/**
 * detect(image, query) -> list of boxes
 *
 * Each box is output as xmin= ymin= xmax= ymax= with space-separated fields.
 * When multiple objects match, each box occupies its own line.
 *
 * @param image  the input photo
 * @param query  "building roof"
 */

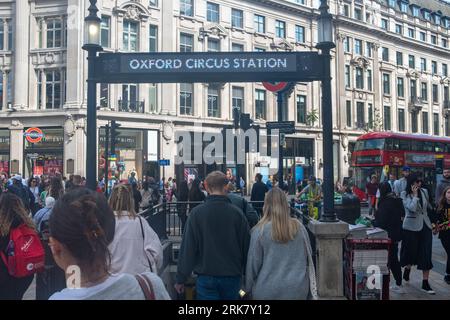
xmin=408 ymin=0 xmax=450 ymax=17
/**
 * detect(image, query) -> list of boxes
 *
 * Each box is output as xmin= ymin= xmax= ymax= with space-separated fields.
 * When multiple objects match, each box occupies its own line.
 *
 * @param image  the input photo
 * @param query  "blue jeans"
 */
xmin=196 ymin=275 xmax=241 ymax=300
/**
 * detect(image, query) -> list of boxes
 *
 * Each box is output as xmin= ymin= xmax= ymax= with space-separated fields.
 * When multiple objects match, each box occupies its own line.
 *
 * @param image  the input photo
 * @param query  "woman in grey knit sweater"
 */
xmin=244 ymin=187 xmax=316 ymax=300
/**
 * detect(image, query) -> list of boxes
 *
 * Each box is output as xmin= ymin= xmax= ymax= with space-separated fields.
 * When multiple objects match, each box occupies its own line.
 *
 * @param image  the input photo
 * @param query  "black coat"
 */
xmin=250 ymin=181 xmax=269 ymax=203
xmin=375 ymin=194 xmax=405 ymax=242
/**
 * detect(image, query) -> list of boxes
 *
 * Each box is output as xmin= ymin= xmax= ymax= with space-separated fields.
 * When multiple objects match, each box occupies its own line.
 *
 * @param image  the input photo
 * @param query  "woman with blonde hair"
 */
xmin=108 ymin=184 xmax=163 ymax=275
xmin=244 ymin=187 xmax=317 ymax=300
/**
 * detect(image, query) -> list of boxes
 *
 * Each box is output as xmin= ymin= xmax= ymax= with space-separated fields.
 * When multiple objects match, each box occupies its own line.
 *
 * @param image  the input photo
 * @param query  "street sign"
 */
xmin=95 ymin=52 xmax=324 ymax=84
xmin=27 ymin=153 xmax=39 ymax=160
xmin=262 ymin=82 xmax=289 ymax=92
xmin=266 ymin=121 xmax=296 ymax=134
xmin=24 ymin=127 xmax=44 ymax=143
xmin=158 ymin=159 xmax=170 ymax=166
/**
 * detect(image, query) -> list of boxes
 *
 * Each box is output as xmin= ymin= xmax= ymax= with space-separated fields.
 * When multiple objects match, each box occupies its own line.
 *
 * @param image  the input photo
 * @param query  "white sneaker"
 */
xmin=390 ymin=285 xmax=405 ymax=294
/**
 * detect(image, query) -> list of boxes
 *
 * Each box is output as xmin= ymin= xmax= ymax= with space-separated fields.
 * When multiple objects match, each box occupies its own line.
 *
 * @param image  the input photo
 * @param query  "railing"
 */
xmin=118 ymin=99 xmax=145 ymax=113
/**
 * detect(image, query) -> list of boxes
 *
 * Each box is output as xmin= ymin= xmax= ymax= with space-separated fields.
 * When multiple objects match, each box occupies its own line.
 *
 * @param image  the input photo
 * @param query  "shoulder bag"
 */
xmin=138 ymin=216 xmax=154 ymax=273
xmin=135 ymin=273 xmax=156 ymax=300
xmin=299 ymin=223 xmax=318 ymax=300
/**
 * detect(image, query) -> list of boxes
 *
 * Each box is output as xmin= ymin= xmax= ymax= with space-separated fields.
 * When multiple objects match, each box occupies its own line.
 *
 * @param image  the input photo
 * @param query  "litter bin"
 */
xmin=335 ymin=192 xmax=361 ymax=224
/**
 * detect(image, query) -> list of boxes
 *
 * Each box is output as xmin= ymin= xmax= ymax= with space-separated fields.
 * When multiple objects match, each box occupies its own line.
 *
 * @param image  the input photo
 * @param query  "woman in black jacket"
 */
xmin=436 ymin=186 xmax=450 ymax=285
xmin=375 ymin=181 xmax=405 ymax=291
xmin=177 ymin=180 xmax=189 ymax=234
xmin=0 ymin=193 xmax=36 ymax=300
xmin=188 ymin=178 xmax=206 ymax=213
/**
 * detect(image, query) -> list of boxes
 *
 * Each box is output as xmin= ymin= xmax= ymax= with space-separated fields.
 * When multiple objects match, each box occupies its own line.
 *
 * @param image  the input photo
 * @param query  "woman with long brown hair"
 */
xmin=244 ymin=187 xmax=317 ymax=300
xmin=108 ymin=184 xmax=162 ymax=275
xmin=435 ymin=186 xmax=450 ymax=284
xmin=0 ymin=193 xmax=36 ymax=299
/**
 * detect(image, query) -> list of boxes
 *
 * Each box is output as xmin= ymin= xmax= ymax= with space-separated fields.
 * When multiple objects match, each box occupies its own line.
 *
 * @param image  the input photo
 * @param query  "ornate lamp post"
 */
xmin=316 ymin=0 xmax=338 ymax=222
xmin=82 ymin=0 xmax=103 ymax=190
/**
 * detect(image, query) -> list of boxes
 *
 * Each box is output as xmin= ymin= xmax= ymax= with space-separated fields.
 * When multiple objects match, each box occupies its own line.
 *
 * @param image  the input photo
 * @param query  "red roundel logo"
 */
xmin=24 ymin=128 xmax=44 ymax=144
xmin=262 ymin=82 xmax=289 ymax=92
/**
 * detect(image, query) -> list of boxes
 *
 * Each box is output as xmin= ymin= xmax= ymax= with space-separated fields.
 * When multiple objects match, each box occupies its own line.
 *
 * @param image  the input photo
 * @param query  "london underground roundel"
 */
xmin=262 ymin=82 xmax=289 ymax=93
xmin=24 ymin=127 xmax=44 ymax=144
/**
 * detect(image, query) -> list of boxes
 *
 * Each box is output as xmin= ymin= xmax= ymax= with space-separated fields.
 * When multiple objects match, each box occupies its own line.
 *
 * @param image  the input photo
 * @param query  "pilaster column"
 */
xmin=372 ymin=43 xmax=381 ymax=130
xmin=13 ymin=0 xmax=30 ymax=109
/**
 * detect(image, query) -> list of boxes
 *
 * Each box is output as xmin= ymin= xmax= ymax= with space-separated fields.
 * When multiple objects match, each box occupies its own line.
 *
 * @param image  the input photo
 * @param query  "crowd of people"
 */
xmin=363 ymin=166 xmax=450 ymax=295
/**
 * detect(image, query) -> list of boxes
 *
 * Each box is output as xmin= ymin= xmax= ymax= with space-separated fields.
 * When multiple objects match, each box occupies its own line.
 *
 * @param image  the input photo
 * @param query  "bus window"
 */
xmin=399 ymin=139 xmax=411 ymax=151
xmin=411 ymin=141 xmax=424 ymax=151
xmin=435 ymin=143 xmax=444 ymax=152
xmin=392 ymin=139 xmax=400 ymax=150
xmin=385 ymin=138 xmax=394 ymax=151
xmin=365 ymin=139 xmax=385 ymax=150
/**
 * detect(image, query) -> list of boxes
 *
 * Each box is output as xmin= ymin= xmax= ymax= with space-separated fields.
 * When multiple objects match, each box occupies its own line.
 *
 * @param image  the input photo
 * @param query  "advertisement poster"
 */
xmin=355 ymin=271 xmax=381 ymax=300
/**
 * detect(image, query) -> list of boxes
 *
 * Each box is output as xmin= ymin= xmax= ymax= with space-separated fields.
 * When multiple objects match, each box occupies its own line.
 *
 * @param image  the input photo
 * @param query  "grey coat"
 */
xmin=244 ymin=221 xmax=310 ymax=300
xmin=401 ymin=189 xmax=432 ymax=232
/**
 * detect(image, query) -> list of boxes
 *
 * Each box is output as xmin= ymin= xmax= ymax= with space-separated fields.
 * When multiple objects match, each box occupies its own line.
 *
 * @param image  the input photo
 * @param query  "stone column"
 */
xmin=9 ymin=121 xmax=25 ymax=175
xmin=13 ymin=0 xmax=30 ymax=109
xmin=65 ymin=0 xmax=85 ymax=109
xmin=307 ymin=220 xmax=349 ymax=298
xmin=372 ymin=43 xmax=381 ymax=130
xmin=161 ymin=0 xmax=176 ymax=115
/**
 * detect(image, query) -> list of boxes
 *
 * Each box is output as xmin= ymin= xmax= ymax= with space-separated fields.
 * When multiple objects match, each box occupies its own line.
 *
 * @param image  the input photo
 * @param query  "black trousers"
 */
xmin=400 ymin=226 xmax=433 ymax=271
xmin=440 ymin=232 xmax=450 ymax=275
xmin=0 ymin=274 xmax=34 ymax=300
xmin=389 ymin=241 xmax=402 ymax=286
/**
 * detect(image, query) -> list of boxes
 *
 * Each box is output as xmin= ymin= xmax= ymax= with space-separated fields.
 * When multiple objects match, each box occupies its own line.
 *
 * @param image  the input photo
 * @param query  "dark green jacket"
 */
xmin=227 ymin=193 xmax=260 ymax=228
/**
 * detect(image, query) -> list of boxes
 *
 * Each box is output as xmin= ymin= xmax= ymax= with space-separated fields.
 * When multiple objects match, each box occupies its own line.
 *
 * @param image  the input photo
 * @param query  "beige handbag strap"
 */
xmin=300 ymin=223 xmax=318 ymax=300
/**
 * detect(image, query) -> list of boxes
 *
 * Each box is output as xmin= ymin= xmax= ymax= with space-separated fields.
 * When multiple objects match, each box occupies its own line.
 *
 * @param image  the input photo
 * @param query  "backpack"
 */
xmin=0 ymin=224 xmax=45 ymax=278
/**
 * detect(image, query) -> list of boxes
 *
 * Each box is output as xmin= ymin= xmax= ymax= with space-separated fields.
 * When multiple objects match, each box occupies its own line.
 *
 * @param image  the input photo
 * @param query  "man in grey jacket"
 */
xmin=394 ymin=166 xmax=410 ymax=197
xmin=436 ymin=169 xmax=450 ymax=206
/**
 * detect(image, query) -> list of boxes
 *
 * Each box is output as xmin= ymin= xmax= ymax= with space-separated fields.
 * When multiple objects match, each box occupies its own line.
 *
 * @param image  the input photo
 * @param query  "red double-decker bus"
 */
xmin=351 ymin=132 xmax=450 ymax=202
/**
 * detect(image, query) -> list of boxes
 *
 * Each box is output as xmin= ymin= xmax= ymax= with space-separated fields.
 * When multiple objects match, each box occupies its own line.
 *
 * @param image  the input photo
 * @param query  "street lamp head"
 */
xmin=316 ymin=0 xmax=335 ymax=51
xmin=83 ymin=0 xmax=102 ymax=51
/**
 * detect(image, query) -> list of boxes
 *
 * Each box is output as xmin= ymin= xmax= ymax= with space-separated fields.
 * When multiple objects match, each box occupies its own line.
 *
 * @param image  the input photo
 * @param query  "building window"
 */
xmin=100 ymin=84 xmax=109 ymax=108
xmin=443 ymin=63 xmax=448 ymax=77
xmin=383 ymin=73 xmax=391 ymax=95
xmin=207 ymin=2 xmax=220 ymax=23
xmin=149 ymin=0 xmax=158 ymax=7
xmin=100 ymin=16 xmax=110 ymax=48
xmin=346 ymin=101 xmax=352 ymax=127
xmin=149 ymin=25 xmax=158 ymax=52
xmin=254 ymin=47 xmax=265 ymax=52
xmin=397 ymin=77 xmax=404 ymax=98
xmin=354 ymin=8 xmax=362 ymax=21
xmin=421 ymin=82 xmax=428 ymax=101
xmin=180 ymin=33 xmax=193 ymax=52
xmin=365 ymin=42 xmax=372 ymax=58
xmin=295 ymin=25 xmax=305 ymax=43
xmin=343 ymin=4 xmax=349 ymax=17
xmin=367 ymin=70 xmax=372 ymax=91
xmin=345 ymin=65 xmax=351 ymax=88
xmin=431 ymin=35 xmax=437 ymax=45
xmin=445 ymin=86 xmax=450 ymax=102
xmin=275 ymin=20 xmax=286 ymax=38
xmin=0 ymin=71 xmax=12 ymax=110
xmin=121 ymin=84 xmax=138 ymax=112
xmin=420 ymin=58 xmax=427 ymax=72
xmin=396 ymin=52 xmax=403 ymax=66
xmin=344 ymin=37 xmax=350 ymax=53
xmin=44 ymin=70 xmax=63 ymax=109
xmin=207 ymin=39 xmax=220 ymax=52
xmin=442 ymin=38 xmax=448 ymax=48
xmin=400 ymin=2 xmax=408 ymax=13
xmin=354 ymin=39 xmax=362 ymax=55
xmin=355 ymin=67 xmax=364 ymax=89
xmin=0 ymin=21 xmax=4 ymax=50
xmin=296 ymin=95 xmax=306 ymax=124
xmin=395 ymin=24 xmax=403 ymax=34
xmin=149 ymin=85 xmax=157 ymax=113
xmin=409 ymin=55 xmax=415 ymax=69
xmin=412 ymin=7 xmax=420 ymax=17
xmin=446 ymin=119 xmax=450 ymax=137
xmin=432 ymin=61 xmax=437 ymax=75
xmin=381 ymin=19 xmax=388 ymax=30
xmin=180 ymin=83 xmax=193 ymax=115
xmin=231 ymin=43 xmax=244 ymax=52
xmin=398 ymin=109 xmax=405 ymax=132
xmin=47 ymin=19 xmax=63 ymax=48
xmin=410 ymin=79 xmax=417 ymax=98
xmin=232 ymin=87 xmax=244 ymax=112
xmin=207 ymin=86 xmax=220 ymax=117
xmin=255 ymin=89 xmax=266 ymax=120
xmin=231 ymin=9 xmax=243 ymax=29
xmin=411 ymin=112 xmax=418 ymax=133
xmin=384 ymin=106 xmax=391 ymax=131
xmin=123 ymin=20 xmax=138 ymax=51
xmin=432 ymin=84 xmax=439 ymax=103
xmin=422 ymin=112 xmax=429 ymax=134
xmin=254 ymin=15 xmax=265 ymax=33
xmin=180 ymin=0 xmax=194 ymax=16
xmin=420 ymin=31 xmax=426 ymax=42
xmin=382 ymin=47 xmax=389 ymax=62
xmin=368 ymin=103 xmax=373 ymax=129
xmin=356 ymin=102 xmax=364 ymax=128
xmin=408 ymin=28 xmax=415 ymax=38
xmin=433 ymin=113 xmax=439 ymax=135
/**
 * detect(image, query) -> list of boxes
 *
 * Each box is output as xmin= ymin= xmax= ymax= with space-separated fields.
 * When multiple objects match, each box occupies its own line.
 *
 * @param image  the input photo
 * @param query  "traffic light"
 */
xmin=110 ymin=120 xmax=121 ymax=155
xmin=232 ymin=107 xmax=240 ymax=129
xmin=240 ymin=113 xmax=253 ymax=131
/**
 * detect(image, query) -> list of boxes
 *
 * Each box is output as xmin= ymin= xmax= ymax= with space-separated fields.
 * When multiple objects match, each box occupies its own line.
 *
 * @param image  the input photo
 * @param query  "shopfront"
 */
xmin=0 ymin=130 xmax=10 ymax=175
xmin=284 ymin=137 xmax=315 ymax=187
xmin=24 ymin=127 xmax=64 ymax=178
xmin=99 ymin=128 xmax=157 ymax=181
